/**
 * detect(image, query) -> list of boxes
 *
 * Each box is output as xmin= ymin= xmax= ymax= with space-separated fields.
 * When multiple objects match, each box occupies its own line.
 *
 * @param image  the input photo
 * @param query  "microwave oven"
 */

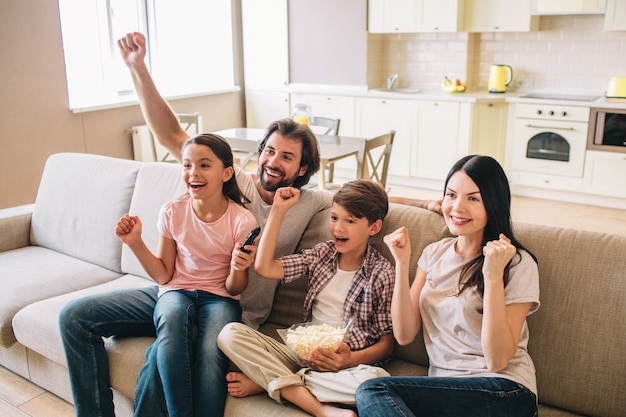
xmin=587 ymin=107 xmax=626 ymax=154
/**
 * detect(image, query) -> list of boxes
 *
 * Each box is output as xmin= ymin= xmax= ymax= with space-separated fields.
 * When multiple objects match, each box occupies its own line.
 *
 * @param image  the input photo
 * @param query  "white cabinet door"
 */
xmin=245 ymin=90 xmax=290 ymax=129
xmin=584 ymin=151 xmax=626 ymax=197
xmin=604 ymin=0 xmax=626 ymax=30
xmin=469 ymin=102 xmax=508 ymax=164
xmin=368 ymin=0 xmax=418 ymax=33
xmin=464 ymin=0 xmax=538 ymax=32
xmin=290 ymin=94 xmax=356 ymax=136
xmin=356 ymin=98 xmax=417 ymax=177
xmin=413 ymin=101 xmax=462 ymax=180
xmin=418 ymin=0 xmax=464 ymax=32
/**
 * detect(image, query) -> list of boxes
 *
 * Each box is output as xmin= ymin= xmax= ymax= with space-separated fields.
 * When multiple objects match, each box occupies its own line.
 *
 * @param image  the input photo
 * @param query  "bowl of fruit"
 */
xmin=442 ymin=76 xmax=467 ymax=93
xmin=276 ymin=320 xmax=353 ymax=365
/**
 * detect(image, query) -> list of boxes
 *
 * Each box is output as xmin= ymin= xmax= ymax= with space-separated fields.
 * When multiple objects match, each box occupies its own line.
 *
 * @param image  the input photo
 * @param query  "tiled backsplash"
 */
xmin=370 ymin=15 xmax=626 ymax=94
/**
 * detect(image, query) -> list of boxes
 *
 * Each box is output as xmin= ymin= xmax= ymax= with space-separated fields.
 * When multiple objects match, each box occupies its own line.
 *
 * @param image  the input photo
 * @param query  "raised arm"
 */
xmin=118 ymin=32 xmax=189 ymax=162
xmin=254 ymin=187 xmax=301 ymax=279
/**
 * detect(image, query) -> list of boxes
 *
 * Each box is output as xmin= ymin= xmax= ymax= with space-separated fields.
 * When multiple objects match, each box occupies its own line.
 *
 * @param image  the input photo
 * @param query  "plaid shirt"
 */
xmin=280 ymin=241 xmax=394 ymax=351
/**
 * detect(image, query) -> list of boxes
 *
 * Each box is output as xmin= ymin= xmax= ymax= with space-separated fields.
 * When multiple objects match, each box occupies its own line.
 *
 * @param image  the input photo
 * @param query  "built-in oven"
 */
xmin=587 ymin=107 xmax=626 ymax=154
xmin=510 ymin=103 xmax=590 ymax=178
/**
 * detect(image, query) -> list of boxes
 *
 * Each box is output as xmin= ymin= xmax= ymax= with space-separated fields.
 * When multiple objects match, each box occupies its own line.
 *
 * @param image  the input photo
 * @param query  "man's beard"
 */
xmin=258 ymin=164 xmax=299 ymax=192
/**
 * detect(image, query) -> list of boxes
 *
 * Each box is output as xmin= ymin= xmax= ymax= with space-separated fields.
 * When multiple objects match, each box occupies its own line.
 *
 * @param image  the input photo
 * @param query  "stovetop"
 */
xmin=519 ymin=92 xmax=600 ymax=101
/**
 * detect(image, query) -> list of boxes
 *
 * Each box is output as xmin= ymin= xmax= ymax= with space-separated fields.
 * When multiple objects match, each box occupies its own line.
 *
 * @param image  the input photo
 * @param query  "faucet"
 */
xmin=387 ymin=74 xmax=398 ymax=89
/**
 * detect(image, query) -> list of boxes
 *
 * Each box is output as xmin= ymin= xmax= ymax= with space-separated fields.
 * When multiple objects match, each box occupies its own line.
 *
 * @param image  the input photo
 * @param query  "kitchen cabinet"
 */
xmin=468 ymin=102 xmax=508 ymax=163
xmin=464 ymin=0 xmax=539 ymax=32
xmin=356 ymin=97 xmax=418 ymax=177
xmin=368 ymin=0 xmax=464 ymax=33
xmin=604 ymin=0 xmax=626 ymax=30
xmin=242 ymin=0 xmax=290 ymax=127
xmin=290 ymin=94 xmax=356 ymax=136
xmin=413 ymin=101 xmax=467 ymax=181
xmin=584 ymin=151 xmax=626 ymax=197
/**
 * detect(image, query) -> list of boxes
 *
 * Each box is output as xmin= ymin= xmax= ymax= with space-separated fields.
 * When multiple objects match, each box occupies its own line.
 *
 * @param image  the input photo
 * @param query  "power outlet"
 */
xmin=516 ymin=79 xmax=534 ymax=89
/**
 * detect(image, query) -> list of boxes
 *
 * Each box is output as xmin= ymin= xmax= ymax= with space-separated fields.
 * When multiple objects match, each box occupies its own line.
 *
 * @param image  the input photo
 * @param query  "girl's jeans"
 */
xmin=356 ymin=376 xmax=538 ymax=417
xmin=144 ymin=289 xmax=241 ymax=417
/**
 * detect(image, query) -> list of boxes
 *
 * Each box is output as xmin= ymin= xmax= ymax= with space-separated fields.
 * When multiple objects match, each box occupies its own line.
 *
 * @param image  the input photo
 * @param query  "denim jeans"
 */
xmin=137 ymin=289 xmax=241 ymax=417
xmin=355 ymin=376 xmax=538 ymax=417
xmin=59 ymin=286 xmax=165 ymax=417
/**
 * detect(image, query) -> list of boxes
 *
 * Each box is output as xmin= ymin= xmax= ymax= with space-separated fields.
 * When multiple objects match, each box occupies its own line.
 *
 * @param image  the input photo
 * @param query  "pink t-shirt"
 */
xmin=157 ymin=194 xmax=257 ymax=299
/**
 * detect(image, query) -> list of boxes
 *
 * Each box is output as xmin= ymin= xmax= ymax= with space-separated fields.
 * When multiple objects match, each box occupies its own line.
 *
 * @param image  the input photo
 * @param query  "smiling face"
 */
xmin=442 ymin=170 xmax=488 ymax=241
xmin=257 ymin=132 xmax=307 ymax=192
xmin=182 ymin=143 xmax=233 ymax=200
xmin=329 ymin=203 xmax=381 ymax=257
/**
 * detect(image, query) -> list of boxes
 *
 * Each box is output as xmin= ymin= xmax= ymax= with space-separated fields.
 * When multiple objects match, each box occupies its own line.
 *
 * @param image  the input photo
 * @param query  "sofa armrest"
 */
xmin=0 ymin=204 xmax=34 ymax=252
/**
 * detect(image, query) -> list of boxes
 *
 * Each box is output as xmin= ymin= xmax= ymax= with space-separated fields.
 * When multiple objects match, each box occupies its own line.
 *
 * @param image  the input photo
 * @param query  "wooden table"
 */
xmin=214 ymin=128 xmax=364 ymax=189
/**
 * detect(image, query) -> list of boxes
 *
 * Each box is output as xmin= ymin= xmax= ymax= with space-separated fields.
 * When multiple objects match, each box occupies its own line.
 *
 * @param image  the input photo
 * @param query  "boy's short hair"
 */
xmin=333 ymin=180 xmax=388 ymax=224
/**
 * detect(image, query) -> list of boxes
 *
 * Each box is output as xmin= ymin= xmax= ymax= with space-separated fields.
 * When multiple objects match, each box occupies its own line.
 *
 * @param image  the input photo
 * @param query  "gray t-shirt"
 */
xmin=418 ymin=237 xmax=540 ymax=396
xmin=235 ymin=168 xmax=333 ymax=329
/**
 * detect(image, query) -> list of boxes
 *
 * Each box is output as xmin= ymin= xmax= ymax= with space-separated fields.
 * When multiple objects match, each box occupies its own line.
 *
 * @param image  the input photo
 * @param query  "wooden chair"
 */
xmin=227 ymin=137 xmax=259 ymax=171
xmin=309 ymin=116 xmax=341 ymax=182
xmin=356 ymin=131 xmax=395 ymax=189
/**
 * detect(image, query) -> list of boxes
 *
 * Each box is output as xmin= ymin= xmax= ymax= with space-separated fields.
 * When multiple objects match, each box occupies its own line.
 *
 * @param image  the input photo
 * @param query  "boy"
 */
xmin=217 ymin=180 xmax=395 ymax=417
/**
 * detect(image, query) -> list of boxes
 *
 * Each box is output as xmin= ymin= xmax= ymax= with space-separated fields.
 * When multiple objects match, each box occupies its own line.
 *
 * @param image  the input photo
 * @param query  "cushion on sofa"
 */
xmin=13 ymin=275 xmax=154 ymax=366
xmin=517 ymin=223 xmax=626 ymax=417
xmin=30 ymin=153 xmax=142 ymax=272
xmin=0 ymin=246 xmax=122 ymax=348
xmin=121 ymin=161 xmax=186 ymax=279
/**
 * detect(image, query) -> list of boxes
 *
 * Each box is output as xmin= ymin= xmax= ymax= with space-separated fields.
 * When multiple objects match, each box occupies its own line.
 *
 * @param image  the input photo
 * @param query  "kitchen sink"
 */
xmin=370 ymin=87 xmax=421 ymax=94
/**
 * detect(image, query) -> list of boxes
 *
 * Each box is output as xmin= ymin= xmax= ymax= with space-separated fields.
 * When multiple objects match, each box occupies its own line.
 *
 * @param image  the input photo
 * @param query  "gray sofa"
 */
xmin=0 ymin=152 xmax=624 ymax=417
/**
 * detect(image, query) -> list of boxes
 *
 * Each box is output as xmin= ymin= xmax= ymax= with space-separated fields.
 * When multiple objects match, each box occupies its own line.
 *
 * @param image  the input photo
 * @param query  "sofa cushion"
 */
xmin=0 ymin=246 xmax=122 ymax=348
xmin=12 ymin=274 xmax=154 ymax=366
xmin=30 ymin=153 xmax=142 ymax=272
xmin=517 ymin=223 xmax=626 ymax=417
xmin=121 ymin=162 xmax=186 ymax=279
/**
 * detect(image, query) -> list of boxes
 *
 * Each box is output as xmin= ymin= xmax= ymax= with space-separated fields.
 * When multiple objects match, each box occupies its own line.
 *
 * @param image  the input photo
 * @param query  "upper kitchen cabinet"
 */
xmin=242 ymin=0 xmax=290 ymax=127
xmin=368 ymin=0 xmax=418 ymax=33
xmin=604 ymin=0 xmax=626 ymax=30
xmin=368 ymin=0 xmax=464 ymax=33
xmin=464 ymin=0 xmax=539 ymax=32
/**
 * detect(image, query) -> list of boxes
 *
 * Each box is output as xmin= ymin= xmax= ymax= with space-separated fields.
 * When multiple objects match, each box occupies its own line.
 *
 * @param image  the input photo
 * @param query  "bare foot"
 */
xmin=225 ymin=372 xmax=265 ymax=398
xmin=317 ymin=404 xmax=357 ymax=417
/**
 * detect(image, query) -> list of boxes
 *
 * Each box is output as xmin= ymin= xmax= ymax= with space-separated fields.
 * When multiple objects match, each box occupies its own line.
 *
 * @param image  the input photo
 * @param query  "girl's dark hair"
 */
xmin=258 ymin=119 xmax=320 ymax=189
xmin=182 ymin=134 xmax=250 ymax=206
xmin=444 ymin=155 xmax=537 ymax=296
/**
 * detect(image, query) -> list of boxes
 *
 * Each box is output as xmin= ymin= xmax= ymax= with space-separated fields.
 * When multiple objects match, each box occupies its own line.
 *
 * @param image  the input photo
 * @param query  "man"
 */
xmin=60 ymin=31 xmax=437 ymax=417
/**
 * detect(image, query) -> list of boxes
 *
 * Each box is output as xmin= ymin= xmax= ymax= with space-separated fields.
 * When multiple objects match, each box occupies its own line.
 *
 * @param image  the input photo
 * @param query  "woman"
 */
xmin=356 ymin=155 xmax=540 ymax=417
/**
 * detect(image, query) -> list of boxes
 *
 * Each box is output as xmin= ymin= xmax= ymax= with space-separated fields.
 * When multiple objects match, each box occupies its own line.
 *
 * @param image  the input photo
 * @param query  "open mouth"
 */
xmin=189 ymin=182 xmax=206 ymax=191
xmin=449 ymin=215 xmax=471 ymax=225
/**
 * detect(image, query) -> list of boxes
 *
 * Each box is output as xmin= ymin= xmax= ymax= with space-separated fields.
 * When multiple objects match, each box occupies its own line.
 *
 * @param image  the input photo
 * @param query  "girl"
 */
xmin=115 ymin=134 xmax=257 ymax=417
xmin=356 ymin=155 xmax=540 ymax=417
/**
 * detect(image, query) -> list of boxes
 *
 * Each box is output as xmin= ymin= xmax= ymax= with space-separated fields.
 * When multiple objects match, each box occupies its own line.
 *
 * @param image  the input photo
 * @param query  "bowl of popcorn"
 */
xmin=276 ymin=320 xmax=352 ymax=364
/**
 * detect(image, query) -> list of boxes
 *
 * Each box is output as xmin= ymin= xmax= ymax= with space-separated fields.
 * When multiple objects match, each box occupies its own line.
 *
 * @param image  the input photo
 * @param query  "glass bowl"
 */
xmin=276 ymin=320 xmax=352 ymax=364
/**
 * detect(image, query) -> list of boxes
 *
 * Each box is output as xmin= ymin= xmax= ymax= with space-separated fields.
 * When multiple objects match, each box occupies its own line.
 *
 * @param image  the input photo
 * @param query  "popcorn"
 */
xmin=280 ymin=322 xmax=347 ymax=361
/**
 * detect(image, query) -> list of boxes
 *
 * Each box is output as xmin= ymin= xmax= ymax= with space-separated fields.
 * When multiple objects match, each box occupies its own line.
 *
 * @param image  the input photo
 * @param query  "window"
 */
xmin=58 ymin=0 xmax=235 ymax=112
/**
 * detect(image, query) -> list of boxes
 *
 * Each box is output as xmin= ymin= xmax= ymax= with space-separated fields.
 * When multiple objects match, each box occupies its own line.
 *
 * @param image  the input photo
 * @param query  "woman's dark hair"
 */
xmin=444 ymin=155 xmax=537 ymax=296
xmin=182 ymin=134 xmax=250 ymax=206
xmin=258 ymin=119 xmax=320 ymax=189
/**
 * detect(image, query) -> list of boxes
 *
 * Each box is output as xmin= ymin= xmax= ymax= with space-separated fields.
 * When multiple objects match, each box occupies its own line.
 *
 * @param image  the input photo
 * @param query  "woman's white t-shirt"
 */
xmin=418 ymin=237 xmax=540 ymax=396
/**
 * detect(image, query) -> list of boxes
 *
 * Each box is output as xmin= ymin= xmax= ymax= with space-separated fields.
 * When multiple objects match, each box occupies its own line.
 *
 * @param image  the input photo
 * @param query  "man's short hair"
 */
xmin=333 ymin=180 xmax=388 ymax=224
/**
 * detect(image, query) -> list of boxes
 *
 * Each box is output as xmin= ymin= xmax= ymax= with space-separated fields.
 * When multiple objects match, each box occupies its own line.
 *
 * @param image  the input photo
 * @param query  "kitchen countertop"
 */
xmin=288 ymin=83 xmax=626 ymax=109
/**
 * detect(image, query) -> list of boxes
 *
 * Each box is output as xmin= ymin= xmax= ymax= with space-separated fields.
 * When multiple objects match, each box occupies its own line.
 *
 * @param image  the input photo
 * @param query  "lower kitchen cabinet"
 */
xmin=584 ymin=151 xmax=626 ymax=197
xmin=356 ymin=97 xmax=418 ymax=177
xmin=245 ymin=89 xmax=290 ymax=129
xmin=469 ymin=102 xmax=508 ymax=163
xmin=413 ymin=100 xmax=466 ymax=180
xmin=290 ymin=93 xmax=356 ymax=136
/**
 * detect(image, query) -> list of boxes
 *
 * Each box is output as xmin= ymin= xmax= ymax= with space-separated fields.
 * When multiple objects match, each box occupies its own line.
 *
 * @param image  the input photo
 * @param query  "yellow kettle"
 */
xmin=488 ymin=64 xmax=513 ymax=93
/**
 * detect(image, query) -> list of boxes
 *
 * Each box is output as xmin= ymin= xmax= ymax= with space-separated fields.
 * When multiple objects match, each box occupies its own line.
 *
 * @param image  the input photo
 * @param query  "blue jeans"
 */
xmin=138 ymin=289 xmax=241 ymax=417
xmin=355 ymin=376 xmax=538 ymax=417
xmin=59 ymin=286 xmax=166 ymax=417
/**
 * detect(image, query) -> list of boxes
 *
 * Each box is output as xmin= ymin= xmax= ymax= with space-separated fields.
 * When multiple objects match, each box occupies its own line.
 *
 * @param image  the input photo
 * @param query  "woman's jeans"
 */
xmin=355 ymin=376 xmax=538 ymax=417
xmin=59 ymin=286 xmax=165 ymax=417
xmin=139 ymin=289 xmax=241 ymax=417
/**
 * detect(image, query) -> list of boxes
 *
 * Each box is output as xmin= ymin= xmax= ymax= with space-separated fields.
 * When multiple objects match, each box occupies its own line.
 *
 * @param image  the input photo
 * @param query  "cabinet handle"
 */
xmin=525 ymin=124 xmax=575 ymax=131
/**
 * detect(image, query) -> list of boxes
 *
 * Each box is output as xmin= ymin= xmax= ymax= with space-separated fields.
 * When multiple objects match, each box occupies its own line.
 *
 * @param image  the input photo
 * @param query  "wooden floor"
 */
xmin=1 ymin=185 xmax=625 ymax=416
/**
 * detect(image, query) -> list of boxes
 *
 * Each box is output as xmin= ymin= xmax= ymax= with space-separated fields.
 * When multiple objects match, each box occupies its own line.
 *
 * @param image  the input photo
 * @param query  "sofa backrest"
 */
xmin=121 ymin=161 xmax=186 ymax=279
xmin=31 ymin=153 xmax=142 ymax=272
xmin=274 ymin=202 xmax=626 ymax=417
